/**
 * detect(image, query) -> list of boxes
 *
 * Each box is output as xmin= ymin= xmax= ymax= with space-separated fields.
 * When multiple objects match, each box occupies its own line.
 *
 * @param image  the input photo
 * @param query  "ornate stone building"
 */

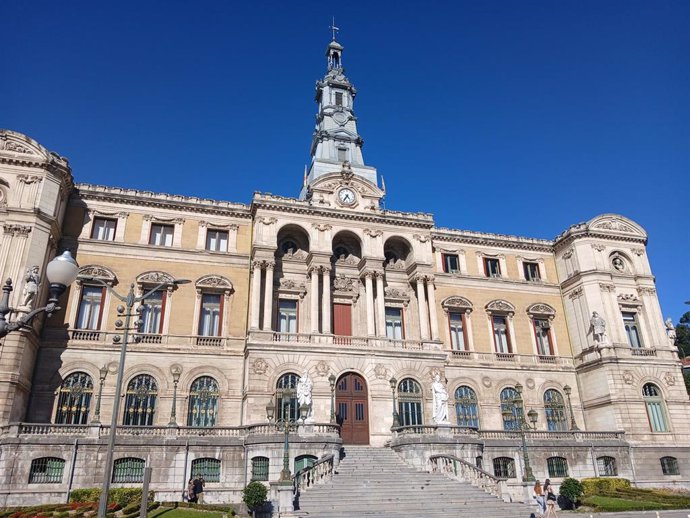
xmin=0 ymin=36 xmax=686 ymax=506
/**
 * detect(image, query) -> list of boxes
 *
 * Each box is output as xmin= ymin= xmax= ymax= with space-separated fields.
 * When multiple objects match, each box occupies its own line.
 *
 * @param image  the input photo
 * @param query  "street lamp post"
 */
xmin=95 ymin=277 xmax=189 ymax=518
xmin=328 ymin=374 xmax=336 ymax=424
xmin=92 ymin=365 xmax=109 ymax=424
xmin=0 ymin=251 xmax=79 ymax=338
xmin=168 ymin=365 xmax=182 ymax=427
xmin=269 ymin=390 xmax=297 ymax=483
xmin=503 ymin=383 xmax=538 ymax=483
xmin=563 ymin=385 xmax=579 ymax=431
xmin=389 ymin=377 xmax=400 ymax=429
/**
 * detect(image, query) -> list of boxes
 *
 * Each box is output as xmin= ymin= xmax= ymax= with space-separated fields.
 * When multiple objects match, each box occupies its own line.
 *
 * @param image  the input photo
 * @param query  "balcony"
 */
xmin=248 ymin=330 xmax=440 ymax=352
xmin=576 ymin=342 xmax=679 ymax=366
xmin=46 ymin=329 xmax=244 ymax=350
xmin=449 ymin=350 xmax=575 ymax=368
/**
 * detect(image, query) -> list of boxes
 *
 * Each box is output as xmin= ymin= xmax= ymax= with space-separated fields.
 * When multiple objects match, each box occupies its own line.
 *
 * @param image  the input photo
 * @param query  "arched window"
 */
xmin=398 ymin=378 xmax=423 ymax=426
xmin=454 ymin=386 xmax=479 ymax=428
xmin=276 ymin=373 xmax=300 ymax=421
xmin=55 ymin=372 xmax=93 ymax=424
xmin=187 ymin=376 xmax=219 ymax=427
xmin=112 ymin=457 xmax=145 ymax=483
xmin=251 ymin=456 xmax=269 ymax=481
xmin=500 ymin=387 xmax=523 ymax=431
xmin=643 ymin=383 xmax=669 ymax=432
xmin=596 ymin=456 xmax=617 ymax=477
xmin=29 ymin=457 xmax=65 ymax=484
xmin=191 ymin=457 xmax=221 ymax=483
xmin=492 ymin=457 xmax=515 ymax=478
xmin=295 ymin=455 xmax=318 ymax=474
xmin=123 ymin=375 xmax=157 ymax=426
xmin=547 ymin=456 xmax=569 ymax=478
xmin=660 ymin=456 xmax=679 ymax=476
xmin=544 ymin=389 xmax=567 ymax=431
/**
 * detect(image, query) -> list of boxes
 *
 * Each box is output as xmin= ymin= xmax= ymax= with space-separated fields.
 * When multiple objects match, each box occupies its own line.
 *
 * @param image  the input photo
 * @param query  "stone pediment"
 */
xmin=309 ymin=163 xmax=384 ymax=210
xmin=137 ymin=271 xmax=175 ymax=285
xmin=588 ymin=215 xmax=646 ymax=237
xmin=442 ymin=296 xmax=473 ymax=312
xmin=78 ymin=265 xmax=117 ymax=284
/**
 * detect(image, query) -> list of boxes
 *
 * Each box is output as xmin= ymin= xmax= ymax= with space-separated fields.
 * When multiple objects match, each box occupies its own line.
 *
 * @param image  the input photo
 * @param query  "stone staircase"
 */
xmin=293 ymin=446 xmax=532 ymax=517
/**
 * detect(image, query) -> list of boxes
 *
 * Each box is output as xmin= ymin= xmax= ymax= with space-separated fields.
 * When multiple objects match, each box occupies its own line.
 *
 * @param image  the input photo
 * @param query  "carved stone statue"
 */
xmin=612 ymin=257 xmax=625 ymax=271
xmin=589 ymin=312 xmax=607 ymax=344
xmin=21 ymin=266 xmax=41 ymax=309
xmin=431 ymin=374 xmax=450 ymax=425
xmin=665 ymin=318 xmax=677 ymax=342
xmin=296 ymin=370 xmax=314 ymax=423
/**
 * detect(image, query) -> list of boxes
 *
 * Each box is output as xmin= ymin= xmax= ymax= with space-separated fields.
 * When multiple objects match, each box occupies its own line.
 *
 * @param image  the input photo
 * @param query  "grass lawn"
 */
xmin=582 ymin=495 xmax=676 ymax=512
xmin=148 ymin=508 xmax=226 ymax=518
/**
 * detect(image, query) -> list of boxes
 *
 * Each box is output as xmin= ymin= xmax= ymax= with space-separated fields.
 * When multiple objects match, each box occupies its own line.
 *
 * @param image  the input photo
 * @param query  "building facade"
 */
xmin=0 ymin=37 xmax=687 ymax=506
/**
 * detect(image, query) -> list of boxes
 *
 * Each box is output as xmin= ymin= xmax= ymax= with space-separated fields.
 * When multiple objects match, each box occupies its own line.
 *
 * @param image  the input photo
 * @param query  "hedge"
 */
xmin=69 ymin=488 xmax=154 ymax=507
xmin=581 ymin=477 xmax=631 ymax=496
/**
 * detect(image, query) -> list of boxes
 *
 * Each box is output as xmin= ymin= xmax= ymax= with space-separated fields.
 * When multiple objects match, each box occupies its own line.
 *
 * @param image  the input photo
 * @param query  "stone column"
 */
xmin=426 ymin=276 xmax=439 ymax=341
xmin=310 ymin=267 xmax=320 ymax=334
xmin=364 ymin=272 xmax=376 ymax=336
xmin=250 ymin=261 xmax=262 ymax=330
xmin=375 ymin=272 xmax=386 ymax=336
xmin=322 ymin=267 xmax=331 ymax=334
xmin=262 ymin=262 xmax=274 ymax=330
xmin=416 ymin=276 xmax=430 ymax=340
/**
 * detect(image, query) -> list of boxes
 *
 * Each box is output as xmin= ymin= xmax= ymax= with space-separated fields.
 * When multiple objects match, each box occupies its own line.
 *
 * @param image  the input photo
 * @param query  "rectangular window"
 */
xmin=622 ymin=312 xmax=643 ymax=348
xmin=337 ymin=147 xmax=347 ymax=162
xmin=141 ymin=290 xmax=165 ymax=334
xmin=335 ymin=92 xmax=343 ymax=106
xmin=278 ymin=299 xmax=298 ymax=333
xmin=199 ymin=294 xmax=222 ymax=336
xmin=90 ymin=217 xmax=117 ymax=241
xmin=251 ymin=457 xmax=269 ymax=482
xmin=547 ymin=457 xmax=569 ymax=478
xmin=205 ymin=229 xmax=228 ymax=252
xmin=149 ymin=223 xmax=174 ymax=247
xmin=492 ymin=457 xmax=515 ymax=478
xmin=191 ymin=458 xmax=221 ymax=483
xmin=29 ymin=458 xmax=65 ymax=484
xmin=76 ymin=286 xmax=104 ymax=330
xmin=442 ymin=254 xmax=460 ymax=273
xmin=385 ymin=307 xmax=404 ymax=340
xmin=661 ymin=457 xmax=679 ymax=476
xmin=534 ymin=319 xmax=553 ymax=355
xmin=492 ymin=315 xmax=511 ymax=353
xmin=448 ymin=312 xmax=467 ymax=350
xmin=112 ymin=458 xmax=145 ymax=483
xmin=484 ymin=258 xmax=501 ymax=277
xmin=523 ymin=262 xmax=541 ymax=281
xmin=399 ymin=401 xmax=423 ymax=426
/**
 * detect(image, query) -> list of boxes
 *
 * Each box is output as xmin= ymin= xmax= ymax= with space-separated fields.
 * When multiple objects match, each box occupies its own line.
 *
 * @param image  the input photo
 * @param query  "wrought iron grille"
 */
xmin=454 ymin=385 xmax=479 ymax=428
xmin=123 ymin=374 xmax=157 ymax=426
xmin=251 ymin=457 xmax=269 ymax=481
xmin=547 ymin=456 xmax=569 ymax=478
xmin=187 ymin=376 xmax=219 ymax=427
xmin=544 ymin=389 xmax=567 ymax=431
xmin=492 ymin=457 xmax=515 ymax=478
xmin=112 ymin=457 xmax=145 ymax=483
xmin=55 ymin=372 xmax=93 ymax=424
xmin=29 ymin=457 xmax=65 ymax=484
xmin=596 ymin=456 xmax=617 ymax=477
xmin=191 ymin=457 xmax=220 ymax=483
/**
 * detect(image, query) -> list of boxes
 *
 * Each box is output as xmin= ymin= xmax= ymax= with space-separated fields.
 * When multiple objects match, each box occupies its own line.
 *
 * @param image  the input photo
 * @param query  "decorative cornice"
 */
xmin=432 ymin=228 xmax=553 ymax=253
xmin=3 ymin=224 xmax=32 ymax=237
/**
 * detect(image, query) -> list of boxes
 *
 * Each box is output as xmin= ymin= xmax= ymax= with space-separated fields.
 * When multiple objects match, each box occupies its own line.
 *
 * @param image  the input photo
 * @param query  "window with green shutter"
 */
xmin=29 ymin=457 xmax=65 ymax=484
xmin=191 ymin=457 xmax=221 ymax=483
xmin=112 ymin=457 xmax=145 ymax=483
xmin=251 ymin=456 xmax=269 ymax=481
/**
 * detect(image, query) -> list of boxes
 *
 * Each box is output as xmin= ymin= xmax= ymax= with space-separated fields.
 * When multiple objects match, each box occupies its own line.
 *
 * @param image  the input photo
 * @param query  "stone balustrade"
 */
xmin=391 ymin=425 xmax=624 ymax=442
xmin=575 ymin=342 xmax=679 ymax=366
xmin=450 ymin=349 xmax=575 ymax=367
xmin=249 ymin=330 xmax=429 ymax=351
xmin=293 ymin=453 xmax=335 ymax=497
xmin=429 ymin=454 xmax=508 ymax=500
xmin=54 ymin=329 xmax=245 ymax=350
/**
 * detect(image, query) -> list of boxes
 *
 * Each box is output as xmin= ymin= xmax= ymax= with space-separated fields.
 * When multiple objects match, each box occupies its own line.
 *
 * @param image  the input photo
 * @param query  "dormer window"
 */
xmin=335 ymin=92 xmax=343 ymax=106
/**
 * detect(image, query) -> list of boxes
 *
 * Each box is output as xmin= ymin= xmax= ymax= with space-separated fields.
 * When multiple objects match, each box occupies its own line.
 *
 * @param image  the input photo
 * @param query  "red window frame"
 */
xmin=532 ymin=318 xmax=554 ymax=355
xmin=491 ymin=314 xmax=512 ymax=353
xmin=442 ymin=254 xmax=459 ymax=274
xmin=447 ymin=311 xmax=468 ymax=350
xmin=75 ymin=285 xmax=106 ymax=330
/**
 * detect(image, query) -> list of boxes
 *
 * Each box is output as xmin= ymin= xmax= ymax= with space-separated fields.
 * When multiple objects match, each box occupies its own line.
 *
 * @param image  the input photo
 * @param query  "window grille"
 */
xmin=277 ymin=373 xmax=300 ymax=421
xmin=55 ymin=372 xmax=93 ymax=424
xmin=544 ymin=389 xmax=567 ymax=432
xmin=191 ymin=458 xmax=221 ymax=483
xmin=492 ymin=457 xmax=515 ymax=478
xmin=398 ymin=378 xmax=423 ymax=426
xmin=500 ymin=387 xmax=523 ymax=431
xmin=251 ymin=457 xmax=269 ymax=481
xmin=29 ymin=457 xmax=65 ymax=484
xmin=596 ymin=456 xmax=617 ymax=477
xmin=454 ymin=385 xmax=479 ymax=428
xmin=112 ymin=458 xmax=145 ymax=483
xmin=123 ymin=374 xmax=157 ymax=426
xmin=294 ymin=455 xmax=317 ymax=474
xmin=660 ymin=456 xmax=679 ymax=475
xmin=547 ymin=456 xmax=569 ymax=478
xmin=187 ymin=376 xmax=220 ymax=427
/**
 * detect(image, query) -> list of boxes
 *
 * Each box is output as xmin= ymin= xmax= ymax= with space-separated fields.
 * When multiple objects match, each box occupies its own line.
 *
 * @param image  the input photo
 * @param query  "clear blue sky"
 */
xmin=3 ymin=1 xmax=688 ymax=321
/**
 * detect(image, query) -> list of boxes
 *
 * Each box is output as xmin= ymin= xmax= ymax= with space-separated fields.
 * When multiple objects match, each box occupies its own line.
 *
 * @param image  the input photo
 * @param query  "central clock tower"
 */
xmin=299 ymin=36 xmax=380 ymax=200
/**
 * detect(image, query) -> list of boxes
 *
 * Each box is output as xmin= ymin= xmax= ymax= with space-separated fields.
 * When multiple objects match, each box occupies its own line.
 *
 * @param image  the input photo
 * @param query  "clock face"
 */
xmin=338 ymin=188 xmax=356 ymax=205
xmin=333 ymin=111 xmax=348 ymax=125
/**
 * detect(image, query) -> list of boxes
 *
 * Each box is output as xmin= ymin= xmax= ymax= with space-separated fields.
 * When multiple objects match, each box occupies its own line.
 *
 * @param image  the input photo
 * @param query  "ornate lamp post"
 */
xmin=266 ymin=398 xmax=275 ymax=423
xmin=563 ymin=384 xmax=579 ymax=431
xmin=168 ymin=365 xmax=182 ymax=427
xmin=270 ymin=390 xmax=297 ymax=482
xmin=389 ymin=377 xmax=400 ymax=429
xmin=92 ymin=365 xmax=109 ymax=424
xmin=95 ymin=277 xmax=190 ymax=518
xmin=328 ymin=374 xmax=336 ymax=424
xmin=502 ymin=383 xmax=537 ymax=483
xmin=0 ymin=251 xmax=79 ymax=337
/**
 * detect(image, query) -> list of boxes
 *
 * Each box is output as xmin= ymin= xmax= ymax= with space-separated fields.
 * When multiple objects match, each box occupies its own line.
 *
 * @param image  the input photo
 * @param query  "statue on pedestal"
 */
xmin=431 ymin=374 xmax=449 ymax=425
xmin=20 ymin=266 xmax=41 ymax=310
xmin=296 ymin=370 xmax=314 ymax=423
xmin=589 ymin=312 xmax=607 ymax=344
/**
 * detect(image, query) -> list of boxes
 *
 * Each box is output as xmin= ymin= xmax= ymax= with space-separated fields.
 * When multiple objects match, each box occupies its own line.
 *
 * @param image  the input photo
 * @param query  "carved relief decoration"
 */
xmin=374 ymin=363 xmax=388 ymax=380
xmin=312 ymin=223 xmax=332 ymax=232
xmin=599 ymin=283 xmax=616 ymax=292
xmin=482 ymin=376 xmax=492 ymax=388
xmin=617 ymin=293 xmax=639 ymax=303
xmin=78 ymin=265 xmax=117 ymax=284
xmin=526 ymin=303 xmax=556 ymax=317
xmin=663 ymin=372 xmax=676 ymax=387
xmin=525 ymin=378 xmax=535 ymax=390
xmin=591 ymin=218 xmax=638 ymax=234
xmin=412 ymin=234 xmax=430 ymax=243
xmin=622 ymin=371 xmax=634 ymax=385
xmin=631 ymin=248 xmax=645 ymax=256
xmin=3 ymin=224 xmax=32 ymax=237
xmin=252 ymin=358 xmax=269 ymax=375
xmin=637 ymin=287 xmax=656 ymax=296
xmin=485 ymin=299 xmax=516 ymax=314
xmin=196 ymin=274 xmax=233 ymax=290
xmin=568 ymin=287 xmax=583 ymax=299
xmin=333 ymin=274 xmax=357 ymax=293
xmin=441 ymin=296 xmax=473 ymax=312
xmin=0 ymin=138 xmax=36 ymax=155
xmin=17 ymin=174 xmax=43 ymax=184
xmin=591 ymin=244 xmax=606 ymax=252
xmin=315 ymin=361 xmax=330 ymax=377
xmin=363 ymin=228 xmax=383 ymax=238
xmin=136 ymin=271 xmax=175 ymax=285
xmin=384 ymin=286 xmax=410 ymax=306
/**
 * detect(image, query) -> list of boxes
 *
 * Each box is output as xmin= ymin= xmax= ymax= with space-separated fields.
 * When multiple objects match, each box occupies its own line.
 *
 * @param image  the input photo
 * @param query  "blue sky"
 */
xmin=3 ymin=1 xmax=688 ymax=320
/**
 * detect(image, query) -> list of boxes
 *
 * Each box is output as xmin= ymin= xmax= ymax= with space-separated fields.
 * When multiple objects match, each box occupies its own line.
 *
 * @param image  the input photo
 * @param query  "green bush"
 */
xmin=68 ymin=487 xmax=152 ymax=507
xmin=581 ymin=477 xmax=631 ymax=496
xmin=559 ymin=477 xmax=584 ymax=504
xmin=242 ymin=481 xmax=268 ymax=510
xmin=69 ymin=489 xmax=101 ymax=503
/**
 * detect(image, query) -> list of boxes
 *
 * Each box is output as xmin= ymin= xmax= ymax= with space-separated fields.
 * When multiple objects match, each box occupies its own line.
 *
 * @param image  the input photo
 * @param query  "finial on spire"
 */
xmin=329 ymin=17 xmax=340 ymax=41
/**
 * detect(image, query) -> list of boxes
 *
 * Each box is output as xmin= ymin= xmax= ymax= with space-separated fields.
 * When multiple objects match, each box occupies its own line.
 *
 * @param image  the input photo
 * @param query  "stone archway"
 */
xmin=335 ymin=372 xmax=369 ymax=445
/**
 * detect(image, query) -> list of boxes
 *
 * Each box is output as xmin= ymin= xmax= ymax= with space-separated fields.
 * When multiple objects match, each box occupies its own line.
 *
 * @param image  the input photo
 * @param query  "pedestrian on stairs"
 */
xmin=532 ymin=480 xmax=545 ymax=518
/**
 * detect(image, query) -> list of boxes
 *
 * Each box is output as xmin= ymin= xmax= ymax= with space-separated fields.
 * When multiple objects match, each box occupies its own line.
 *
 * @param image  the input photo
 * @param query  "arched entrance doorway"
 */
xmin=335 ymin=372 xmax=369 ymax=445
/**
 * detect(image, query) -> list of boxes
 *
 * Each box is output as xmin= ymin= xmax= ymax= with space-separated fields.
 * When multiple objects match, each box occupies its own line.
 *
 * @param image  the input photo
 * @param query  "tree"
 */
xmin=676 ymin=312 xmax=690 ymax=358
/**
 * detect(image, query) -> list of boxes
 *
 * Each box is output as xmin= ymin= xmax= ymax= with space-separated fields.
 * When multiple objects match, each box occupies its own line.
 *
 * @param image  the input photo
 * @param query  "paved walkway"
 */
xmin=561 ymin=510 xmax=690 ymax=517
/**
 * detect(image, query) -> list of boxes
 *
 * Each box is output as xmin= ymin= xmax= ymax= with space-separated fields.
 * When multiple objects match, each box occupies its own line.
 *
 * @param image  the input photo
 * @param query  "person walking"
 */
xmin=193 ymin=474 xmax=205 ymax=504
xmin=543 ymin=478 xmax=559 ymax=518
xmin=186 ymin=478 xmax=197 ymax=503
xmin=533 ymin=480 xmax=546 ymax=518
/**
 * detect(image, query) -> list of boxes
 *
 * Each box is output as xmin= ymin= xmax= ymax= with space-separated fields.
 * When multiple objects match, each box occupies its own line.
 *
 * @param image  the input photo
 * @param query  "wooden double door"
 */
xmin=335 ymin=372 xmax=369 ymax=445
